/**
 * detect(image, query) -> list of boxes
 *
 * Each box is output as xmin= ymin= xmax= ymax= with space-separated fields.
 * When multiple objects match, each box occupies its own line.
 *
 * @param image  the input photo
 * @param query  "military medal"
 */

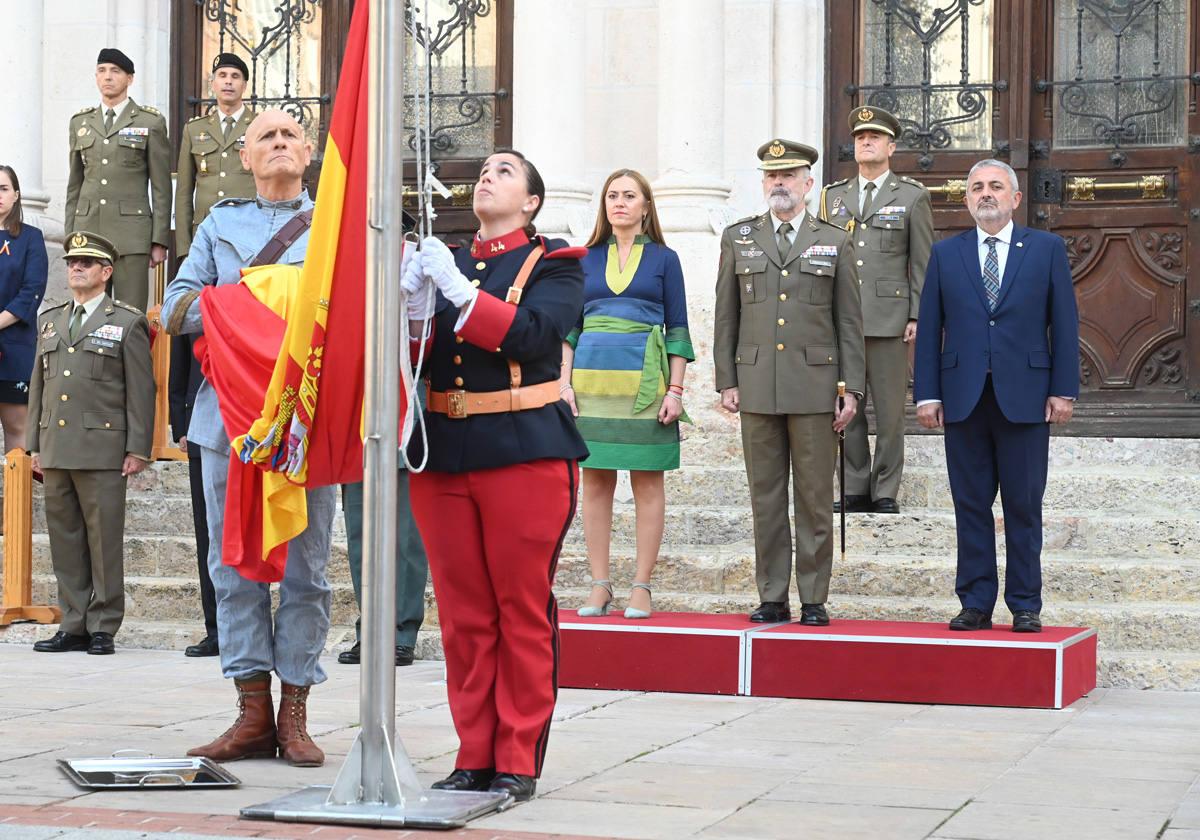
xmin=739 ymin=225 xmax=752 ymax=236
xmin=200 ymin=157 xmax=208 ymax=173
xmin=197 ymin=131 xmax=209 ymax=142
xmin=735 ymin=238 xmax=754 ymax=245
xmin=77 ymin=127 xmax=88 ymax=137
xmin=745 ymin=283 xmax=753 ymax=294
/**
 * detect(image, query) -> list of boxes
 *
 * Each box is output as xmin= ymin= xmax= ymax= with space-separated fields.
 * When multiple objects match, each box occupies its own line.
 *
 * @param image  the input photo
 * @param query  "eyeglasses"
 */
xmin=66 ymin=257 xmax=101 ymax=269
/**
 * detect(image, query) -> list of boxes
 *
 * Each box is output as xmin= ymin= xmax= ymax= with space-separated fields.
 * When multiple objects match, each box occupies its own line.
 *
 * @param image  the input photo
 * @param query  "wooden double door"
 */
xmin=827 ymin=0 xmax=1200 ymax=435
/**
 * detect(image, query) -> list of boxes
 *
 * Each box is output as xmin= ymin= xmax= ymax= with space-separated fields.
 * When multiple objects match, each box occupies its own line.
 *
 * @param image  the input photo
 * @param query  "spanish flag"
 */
xmin=196 ymin=1 xmax=371 ymax=582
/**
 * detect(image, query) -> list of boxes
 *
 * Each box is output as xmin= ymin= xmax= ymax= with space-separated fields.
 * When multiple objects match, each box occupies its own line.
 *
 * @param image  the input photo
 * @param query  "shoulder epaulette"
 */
xmin=140 ymin=104 xmax=162 ymax=115
xmin=211 ymin=197 xmax=254 ymax=210
xmin=545 ymin=245 xmax=588 ymax=260
xmin=900 ymin=175 xmax=926 ymax=188
xmin=73 ymin=106 xmax=96 ymax=116
xmin=186 ymin=113 xmax=209 ymax=124
xmin=45 ymin=300 xmax=71 ymax=313
xmin=827 ymin=177 xmax=850 ymax=188
xmin=115 ymin=301 xmax=142 ymax=313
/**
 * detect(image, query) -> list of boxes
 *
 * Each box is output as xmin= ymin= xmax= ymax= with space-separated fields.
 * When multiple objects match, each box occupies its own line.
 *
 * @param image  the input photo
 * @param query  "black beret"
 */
xmin=97 ymin=48 xmax=134 ymax=75
xmin=212 ymin=52 xmax=250 ymax=80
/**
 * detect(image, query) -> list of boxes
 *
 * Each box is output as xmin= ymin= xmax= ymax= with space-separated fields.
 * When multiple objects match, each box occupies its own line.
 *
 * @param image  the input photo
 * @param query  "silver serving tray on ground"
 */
xmin=57 ymin=751 xmax=242 ymax=789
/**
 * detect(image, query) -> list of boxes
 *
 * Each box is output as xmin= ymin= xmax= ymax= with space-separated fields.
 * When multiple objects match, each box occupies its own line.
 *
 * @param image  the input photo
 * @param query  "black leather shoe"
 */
xmin=87 ymin=632 xmax=115 ymax=655
xmin=338 ymin=641 xmax=361 ymax=665
xmin=949 ymin=608 xmax=992 ymax=631
xmin=431 ymin=768 xmax=495 ymax=792
xmin=489 ymin=773 xmax=536 ymax=802
xmin=395 ymin=645 xmax=415 ymax=666
xmin=833 ymin=494 xmax=873 ymax=513
xmin=33 ymin=631 xmax=90 ymax=653
xmin=749 ymin=602 xmax=791 ymax=623
xmin=1011 ymin=610 xmax=1043 ymax=633
xmin=799 ymin=603 xmax=830 ymax=626
xmin=185 ymin=636 xmax=220 ymax=657
xmin=872 ymin=497 xmax=900 ymax=514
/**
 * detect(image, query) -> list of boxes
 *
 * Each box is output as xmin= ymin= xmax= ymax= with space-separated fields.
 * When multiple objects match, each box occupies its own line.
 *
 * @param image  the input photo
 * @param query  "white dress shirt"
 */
xmin=770 ymin=210 xmax=805 ymax=246
xmin=99 ymin=98 xmax=131 ymax=122
xmin=216 ymin=105 xmax=246 ymax=127
xmin=858 ymin=171 xmax=890 ymax=214
xmin=69 ymin=291 xmax=106 ymax=332
xmin=976 ymin=219 xmax=1014 ymax=287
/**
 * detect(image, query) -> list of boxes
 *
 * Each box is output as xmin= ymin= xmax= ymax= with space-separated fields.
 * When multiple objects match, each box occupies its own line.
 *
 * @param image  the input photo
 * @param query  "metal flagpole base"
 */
xmin=240 ymin=785 xmax=509 ymax=830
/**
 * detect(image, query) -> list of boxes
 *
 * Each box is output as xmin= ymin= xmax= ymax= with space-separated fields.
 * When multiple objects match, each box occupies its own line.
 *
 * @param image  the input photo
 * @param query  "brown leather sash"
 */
xmin=427 ymin=379 xmax=560 ymax=419
xmin=427 ymin=244 xmax=554 ymax=420
xmin=250 ymin=208 xmax=314 ymax=266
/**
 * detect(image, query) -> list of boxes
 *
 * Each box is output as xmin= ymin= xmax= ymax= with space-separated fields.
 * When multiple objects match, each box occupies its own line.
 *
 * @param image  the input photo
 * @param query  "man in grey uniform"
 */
xmin=714 ymin=139 xmax=866 ymax=627
xmin=162 ymin=110 xmax=335 ymax=768
xmin=820 ymin=106 xmax=934 ymax=514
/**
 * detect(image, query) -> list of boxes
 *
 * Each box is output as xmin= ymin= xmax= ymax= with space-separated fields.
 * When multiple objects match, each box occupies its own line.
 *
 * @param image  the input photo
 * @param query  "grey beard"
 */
xmin=972 ymin=204 xmax=1003 ymax=224
xmin=768 ymin=192 xmax=798 ymax=214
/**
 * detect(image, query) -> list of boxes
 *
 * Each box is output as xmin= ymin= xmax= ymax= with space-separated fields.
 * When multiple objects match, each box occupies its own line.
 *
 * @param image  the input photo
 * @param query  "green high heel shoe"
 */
xmin=577 ymin=580 xmax=613 ymax=617
xmin=624 ymin=582 xmax=652 ymax=619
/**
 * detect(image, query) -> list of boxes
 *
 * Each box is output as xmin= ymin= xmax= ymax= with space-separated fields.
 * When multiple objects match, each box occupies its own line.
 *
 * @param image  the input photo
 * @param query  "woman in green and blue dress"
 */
xmin=560 ymin=169 xmax=693 ymax=619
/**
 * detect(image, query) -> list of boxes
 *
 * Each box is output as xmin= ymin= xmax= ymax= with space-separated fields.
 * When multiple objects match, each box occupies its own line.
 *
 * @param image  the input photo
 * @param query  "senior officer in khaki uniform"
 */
xmin=28 ymin=232 xmax=156 ymax=656
xmin=820 ymin=106 xmax=934 ymax=515
xmin=175 ymin=52 xmax=257 ymax=256
xmin=65 ymin=49 xmax=171 ymax=314
xmin=715 ymin=140 xmax=866 ymax=626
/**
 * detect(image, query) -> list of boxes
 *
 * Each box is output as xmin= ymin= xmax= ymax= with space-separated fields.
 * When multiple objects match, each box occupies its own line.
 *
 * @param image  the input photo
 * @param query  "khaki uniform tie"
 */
xmin=776 ymin=222 xmax=793 ymax=263
xmin=69 ymin=306 xmax=85 ymax=342
xmin=860 ymin=181 xmax=876 ymax=216
xmin=104 ymin=108 xmax=116 ymax=134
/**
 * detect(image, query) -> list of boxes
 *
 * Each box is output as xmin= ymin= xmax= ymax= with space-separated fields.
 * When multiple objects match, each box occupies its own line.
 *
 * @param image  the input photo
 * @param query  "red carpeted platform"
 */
xmin=559 ymin=612 xmax=768 ymax=695
xmin=746 ymin=620 xmax=1097 ymax=709
xmin=557 ymin=612 xmax=1096 ymax=709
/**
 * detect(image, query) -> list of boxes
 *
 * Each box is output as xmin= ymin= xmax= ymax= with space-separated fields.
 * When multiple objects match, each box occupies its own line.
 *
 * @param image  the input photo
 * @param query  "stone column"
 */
xmin=1 ymin=2 xmax=52 ymax=224
xmin=512 ymin=0 xmax=593 ymax=241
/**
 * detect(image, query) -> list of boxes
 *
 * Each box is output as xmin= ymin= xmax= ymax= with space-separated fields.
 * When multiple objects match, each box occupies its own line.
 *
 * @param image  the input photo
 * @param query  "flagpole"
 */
xmin=241 ymin=1 xmax=506 ymax=826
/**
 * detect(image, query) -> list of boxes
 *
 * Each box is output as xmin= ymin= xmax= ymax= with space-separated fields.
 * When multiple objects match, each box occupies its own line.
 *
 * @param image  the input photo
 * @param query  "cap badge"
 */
xmin=70 ymin=233 xmax=88 ymax=250
xmin=859 ymin=108 xmax=874 ymax=122
xmin=768 ymin=141 xmax=786 ymax=158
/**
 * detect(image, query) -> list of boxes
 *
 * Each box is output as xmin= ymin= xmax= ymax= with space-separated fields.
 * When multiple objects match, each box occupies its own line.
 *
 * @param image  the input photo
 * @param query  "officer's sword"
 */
xmin=837 ymin=381 xmax=847 ymax=562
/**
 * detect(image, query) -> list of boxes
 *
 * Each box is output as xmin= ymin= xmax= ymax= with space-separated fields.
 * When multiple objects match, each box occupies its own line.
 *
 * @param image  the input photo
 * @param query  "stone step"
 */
xmin=577 ymin=506 xmax=1199 ymax=556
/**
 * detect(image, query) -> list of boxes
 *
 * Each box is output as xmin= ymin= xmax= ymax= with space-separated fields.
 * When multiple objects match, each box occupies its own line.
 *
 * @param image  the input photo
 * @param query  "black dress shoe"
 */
xmin=1011 ymin=610 xmax=1043 ymax=633
xmin=872 ymin=497 xmax=900 ymax=514
xmin=749 ymin=602 xmax=791 ymax=623
xmin=799 ymin=603 xmax=830 ymax=626
xmin=833 ymin=494 xmax=873 ymax=513
xmin=338 ymin=641 xmax=361 ymax=665
xmin=431 ymin=768 xmax=495 ymax=792
xmin=87 ymin=632 xmax=115 ymax=655
xmin=949 ymin=608 xmax=992 ymax=631
xmin=489 ymin=773 xmax=536 ymax=801
xmin=33 ymin=631 xmax=90 ymax=653
xmin=395 ymin=645 xmax=415 ymax=667
xmin=185 ymin=636 xmax=220 ymax=657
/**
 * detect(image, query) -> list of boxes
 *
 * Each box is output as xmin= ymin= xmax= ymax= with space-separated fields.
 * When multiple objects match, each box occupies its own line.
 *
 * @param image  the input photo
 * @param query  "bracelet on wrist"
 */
xmin=665 ymin=392 xmax=682 ymax=402
xmin=559 ymin=384 xmax=574 ymax=393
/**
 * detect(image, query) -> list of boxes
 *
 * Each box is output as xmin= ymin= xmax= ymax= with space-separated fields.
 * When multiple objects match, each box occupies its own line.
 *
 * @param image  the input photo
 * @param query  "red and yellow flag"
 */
xmin=197 ymin=2 xmax=372 ymax=582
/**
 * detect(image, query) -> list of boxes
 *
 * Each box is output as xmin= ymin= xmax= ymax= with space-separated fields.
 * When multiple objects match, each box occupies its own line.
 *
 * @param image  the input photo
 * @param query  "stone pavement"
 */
xmin=0 ymin=645 xmax=1198 ymax=840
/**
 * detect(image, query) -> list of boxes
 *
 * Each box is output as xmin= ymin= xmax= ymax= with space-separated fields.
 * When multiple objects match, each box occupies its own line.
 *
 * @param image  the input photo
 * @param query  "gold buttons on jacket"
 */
xmin=103 ymin=139 xmax=110 ymax=145
xmin=453 ymin=355 xmax=462 ymax=365
xmin=99 ymin=199 xmax=107 ymax=206
xmin=217 ymin=190 xmax=225 ymax=197
xmin=777 ymin=318 xmax=785 ymax=326
xmin=779 ymin=293 xmax=787 ymax=301
xmin=101 ymin=158 xmax=109 ymax=165
xmin=776 ymin=343 xmax=785 ymax=351
xmin=64 ymin=370 xmax=72 ymax=377
xmin=475 ymin=261 xmax=486 ymax=270
xmin=454 ymin=376 xmax=464 ymax=387
xmin=58 ymin=419 xmax=66 ymax=427
xmin=67 ymin=347 xmax=76 ymax=353
xmin=455 ymin=336 xmax=464 ymax=344
xmin=472 ymin=279 xmax=481 ymax=287
xmin=859 ymin=240 xmax=866 ymax=247
xmin=896 ymin=289 xmax=902 ymax=296
xmin=105 ymin=422 xmax=112 ymax=428
xmin=781 ymin=269 xmax=789 ymax=277
xmin=827 ymin=355 xmax=833 ymax=362
xmin=219 ymin=172 xmax=226 ymax=178
xmin=856 ymin=259 xmax=864 ymax=267
xmin=743 ymin=267 xmax=751 ymax=274
xmin=100 ymin=178 xmax=108 ymax=185
xmin=222 ymin=151 xmax=228 ymax=158
xmin=60 ymin=395 xmax=68 ymax=402
xmin=816 ymin=269 xmax=824 ymax=275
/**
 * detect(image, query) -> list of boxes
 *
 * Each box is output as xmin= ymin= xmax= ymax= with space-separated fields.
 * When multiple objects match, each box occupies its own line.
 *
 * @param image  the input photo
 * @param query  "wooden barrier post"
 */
xmin=0 ymin=448 xmax=61 ymax=625
xmin=148 ymin=262 xmax=186 ymax=462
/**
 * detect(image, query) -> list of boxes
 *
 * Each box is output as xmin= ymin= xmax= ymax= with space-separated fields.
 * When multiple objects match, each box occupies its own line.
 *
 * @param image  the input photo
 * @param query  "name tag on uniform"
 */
xmin=90 ymin=325 xmax=124 ymax=342
xmin=802 ymin=245 xmax=838 ymax=258
xmin=878 ymin=205 xmax=906 ymax=214
xmin=807 ymin=258 xmax=833 ymax=267
xmin=877 ymin=214 xmax=903 ymax=222
xmin=88 ymin=338 xmax=116 ymax=348
xmin=739 ymin=248 xmax=764 ymax=258
xmin=119 ymin=127 xmax=149 ymax=137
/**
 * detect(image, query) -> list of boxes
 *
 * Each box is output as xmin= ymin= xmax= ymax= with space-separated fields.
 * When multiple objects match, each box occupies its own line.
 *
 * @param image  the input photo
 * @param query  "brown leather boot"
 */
xmin=277 ymin=683 xmax=325 ymax=767
xmin=188 ymin=674 xmax=278 ymax=761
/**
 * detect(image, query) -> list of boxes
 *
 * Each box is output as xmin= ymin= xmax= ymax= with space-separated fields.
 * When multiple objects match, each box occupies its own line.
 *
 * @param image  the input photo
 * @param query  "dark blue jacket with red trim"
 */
xmin=408 ymin=230 xmax=589 ymax=473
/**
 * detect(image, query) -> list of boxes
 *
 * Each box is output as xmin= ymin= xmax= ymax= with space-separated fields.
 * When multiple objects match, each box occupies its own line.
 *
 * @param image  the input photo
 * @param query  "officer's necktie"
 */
xmin=69 ymin=306 xmax=85 ymax=343
xmin=776 ymin=222 xmax=793 ymax=262
xmin=983 ymin=236 xmax=1001 ymax=311
xmin=223 ymin=115 xmax=234 ymax=140
xmin=104 ymin=108 xmax=116 ymax=134
xmin=860 ymin=181 xmax=876 ymax=216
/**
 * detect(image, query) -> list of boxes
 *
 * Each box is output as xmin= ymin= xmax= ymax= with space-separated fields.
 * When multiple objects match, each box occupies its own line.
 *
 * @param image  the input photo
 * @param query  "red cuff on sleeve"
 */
xmin=456 ymin=292 xmax=516 ymax=352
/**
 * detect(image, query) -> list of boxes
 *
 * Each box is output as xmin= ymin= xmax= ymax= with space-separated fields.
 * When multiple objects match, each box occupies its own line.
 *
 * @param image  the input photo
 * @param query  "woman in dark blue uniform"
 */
xmin=0 ymin=165 xmax=49 ymax=451
xmin=405 ymin=150 xmax=586 ymax=802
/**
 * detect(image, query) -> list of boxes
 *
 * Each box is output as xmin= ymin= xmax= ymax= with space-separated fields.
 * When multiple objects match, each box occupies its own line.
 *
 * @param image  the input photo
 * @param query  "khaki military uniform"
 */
xmin=714 ymin=210 xmax=866 ymax=604
xmin=820 ymin=173 xmax=933 ymax=502
xmin=64 ymin=100 xmax=171 ymax=312
xmin=27 ymin=296 xmax=156 ymax=637
xmin=174 ymin=108 xmax=257 ymax=256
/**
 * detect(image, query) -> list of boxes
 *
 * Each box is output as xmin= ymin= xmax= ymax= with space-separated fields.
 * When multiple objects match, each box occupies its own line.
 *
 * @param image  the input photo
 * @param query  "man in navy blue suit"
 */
xmin=913 ymin=159 xmax=1079 ymax=634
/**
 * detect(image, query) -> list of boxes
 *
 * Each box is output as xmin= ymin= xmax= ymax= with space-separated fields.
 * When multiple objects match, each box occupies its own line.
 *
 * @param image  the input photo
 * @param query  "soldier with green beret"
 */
xmin=820 ymin=105 xmax=934 ymax=515
xmin=65 ymin=48 xmax=171 ymax=313
xmin=28 ymin=231 xmax=157 ymax=656
xmin=715 ymin=138 xmax=866 ymax=627
xmin=175 ymin=52 xmax=257 ymax=257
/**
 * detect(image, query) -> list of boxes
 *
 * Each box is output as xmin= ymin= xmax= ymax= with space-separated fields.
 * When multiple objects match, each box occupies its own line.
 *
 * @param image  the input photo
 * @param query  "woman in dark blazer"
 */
xmin=0 ymin=165 xmax=49 ymax=451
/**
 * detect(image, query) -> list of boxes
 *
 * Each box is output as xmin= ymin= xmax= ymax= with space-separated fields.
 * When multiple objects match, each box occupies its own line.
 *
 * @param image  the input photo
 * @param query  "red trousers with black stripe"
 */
xmin=410 ymin=458 xmax=578 ymax=778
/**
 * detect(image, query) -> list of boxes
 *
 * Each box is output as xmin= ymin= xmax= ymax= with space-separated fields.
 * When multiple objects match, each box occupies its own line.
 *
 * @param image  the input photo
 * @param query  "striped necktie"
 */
xmin=983 ymin=236 xmax=1001 ymax=311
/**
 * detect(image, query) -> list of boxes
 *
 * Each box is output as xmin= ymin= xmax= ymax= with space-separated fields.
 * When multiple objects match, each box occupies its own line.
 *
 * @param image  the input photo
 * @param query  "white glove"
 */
xmin=406 ymin=275 xmax=436 ymax=322
xmin=419 ymin=236 xmax=477 ymax=308
xmin=400 ymin=242 xmax=423 ymax=294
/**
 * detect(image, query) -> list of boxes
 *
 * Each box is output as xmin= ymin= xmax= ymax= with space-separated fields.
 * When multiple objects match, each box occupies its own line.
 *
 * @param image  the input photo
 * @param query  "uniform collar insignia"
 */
xmin=471 ymin=228 xmax=530 ymax=259
xmin=255 ymin=195 xmax=306 ymax=211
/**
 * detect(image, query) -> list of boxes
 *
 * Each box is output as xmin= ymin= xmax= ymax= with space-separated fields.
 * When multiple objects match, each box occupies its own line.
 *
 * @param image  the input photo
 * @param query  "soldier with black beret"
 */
xmin=820 ymin=106 xmax=934 ymax=515
xmin=65 ymin=49 xmax=171 ymax=313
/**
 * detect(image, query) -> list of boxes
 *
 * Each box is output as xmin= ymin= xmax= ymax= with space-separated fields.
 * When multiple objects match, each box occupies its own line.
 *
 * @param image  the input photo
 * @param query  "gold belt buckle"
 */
xmin=446 ymin=390 xmax=468 ymax=419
